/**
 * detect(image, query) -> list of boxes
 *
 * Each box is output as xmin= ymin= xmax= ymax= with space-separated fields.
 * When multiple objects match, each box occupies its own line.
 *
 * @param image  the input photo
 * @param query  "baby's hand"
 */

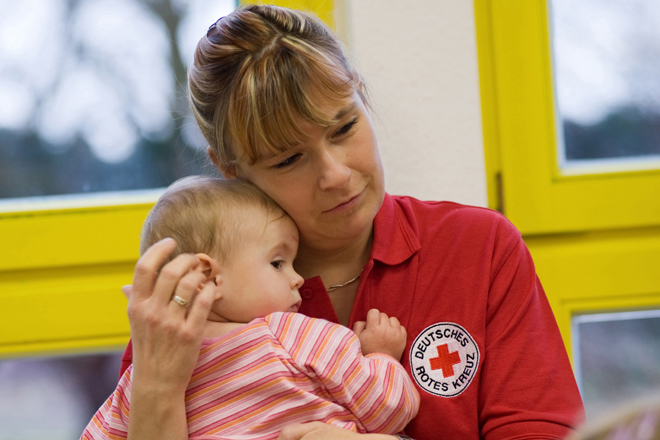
xmin=352 ymin=308 xmax=407 ymax=360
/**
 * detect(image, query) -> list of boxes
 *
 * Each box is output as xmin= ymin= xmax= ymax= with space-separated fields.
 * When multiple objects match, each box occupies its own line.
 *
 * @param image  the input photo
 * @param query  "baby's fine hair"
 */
xmin=188 ymin=4 xmax=363 ymax=168
xmin=140 ymin=176 xmax=283 ymax=264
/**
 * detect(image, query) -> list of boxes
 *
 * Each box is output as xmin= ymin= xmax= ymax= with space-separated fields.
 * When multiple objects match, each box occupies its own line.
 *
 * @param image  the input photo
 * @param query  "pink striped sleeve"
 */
xmin=267 ymin=313 xmax=420 ymax=434
xmin=80 ymin=368 xmax=132 ymax=440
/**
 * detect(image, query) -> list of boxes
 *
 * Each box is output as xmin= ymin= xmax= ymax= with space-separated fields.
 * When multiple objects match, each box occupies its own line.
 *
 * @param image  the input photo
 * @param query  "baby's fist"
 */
xmin=353 ymin=308 xmax=407 ymax=360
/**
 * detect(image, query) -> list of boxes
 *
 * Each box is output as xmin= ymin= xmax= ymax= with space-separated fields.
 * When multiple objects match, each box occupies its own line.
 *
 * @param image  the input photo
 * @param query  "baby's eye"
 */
xmin=271 ymin=260 xmax=284 ymax=270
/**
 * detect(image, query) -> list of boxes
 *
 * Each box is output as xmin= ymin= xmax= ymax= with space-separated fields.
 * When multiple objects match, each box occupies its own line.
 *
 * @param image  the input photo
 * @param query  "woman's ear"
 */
xmin=222 ymin=165 xmax=238 ymax=180
xmin=207 ymin=146 xmax=238 ymax=179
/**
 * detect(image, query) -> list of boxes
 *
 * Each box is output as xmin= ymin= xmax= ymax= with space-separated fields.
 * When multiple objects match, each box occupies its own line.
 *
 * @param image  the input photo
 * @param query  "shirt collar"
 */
xmin=371 ymin=193 xmax=421 ymax=266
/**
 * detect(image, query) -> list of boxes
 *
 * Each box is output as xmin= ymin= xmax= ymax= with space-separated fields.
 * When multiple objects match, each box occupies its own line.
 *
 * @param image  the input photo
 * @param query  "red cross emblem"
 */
xmin=429 ymin=344 xmax=461 ymax=378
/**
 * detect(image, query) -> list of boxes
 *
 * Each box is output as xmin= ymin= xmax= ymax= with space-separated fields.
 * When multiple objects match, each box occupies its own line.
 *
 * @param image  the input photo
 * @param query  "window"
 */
xmin=476 ymin=0 xmax=660 ymax=235
xmin=573 ymin=310 xmax=660 ymax=419
xmin=553 ymin=0 xmax=660 ymax=174
xmin=0 ymin=0 xmax=235 ymax=358
xmin=0 ymin=353 xmax=123 ymax=439
xmin=475 ymin=0 xmax=660 ymax=419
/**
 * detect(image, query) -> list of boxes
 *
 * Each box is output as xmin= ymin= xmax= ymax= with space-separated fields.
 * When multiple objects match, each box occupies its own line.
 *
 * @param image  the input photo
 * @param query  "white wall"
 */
xmin=342 ymin=0 xmax=487 ymax=206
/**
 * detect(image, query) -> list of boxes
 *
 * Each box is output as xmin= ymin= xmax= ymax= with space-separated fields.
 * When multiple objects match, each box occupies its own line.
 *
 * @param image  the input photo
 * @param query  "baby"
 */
xmin=82 ymin=176 xmax=419 ymax=440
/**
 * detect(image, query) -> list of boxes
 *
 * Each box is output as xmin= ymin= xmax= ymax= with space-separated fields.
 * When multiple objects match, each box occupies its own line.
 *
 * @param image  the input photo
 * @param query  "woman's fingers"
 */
xmin=121 ymin=285 xmax=133 ymax=300
xmin=167 ymin=269 xmax=207 ymax=317
xmin=129 ymin=280 xmax=215 ymax=393
xmin=277 ymin=422 xmax=376 ymax=440
xmin=185 ymin=281 xmax=217 ymax=335
xmin=276 ymin=422 xmax=328 ymax=440
xmin=151 ymin=253 xmax=201 ymax=307
xmin=131 ymin=238 xmax=177 ymax=302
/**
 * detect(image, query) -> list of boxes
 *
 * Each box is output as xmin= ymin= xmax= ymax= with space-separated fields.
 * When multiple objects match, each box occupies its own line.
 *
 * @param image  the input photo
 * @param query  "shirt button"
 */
xmin=301 ymin=288 xmax=313 ymax=299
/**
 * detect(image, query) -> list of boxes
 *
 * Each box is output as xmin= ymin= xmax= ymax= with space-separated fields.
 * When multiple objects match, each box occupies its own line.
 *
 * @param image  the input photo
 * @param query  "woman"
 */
xmin=122 ymin=5 xmax=583 ymax=440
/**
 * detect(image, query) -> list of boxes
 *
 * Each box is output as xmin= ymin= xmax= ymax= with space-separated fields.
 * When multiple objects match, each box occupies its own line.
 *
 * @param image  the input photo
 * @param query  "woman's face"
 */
xmin=228 ymin=92 xmax=385 ymax=252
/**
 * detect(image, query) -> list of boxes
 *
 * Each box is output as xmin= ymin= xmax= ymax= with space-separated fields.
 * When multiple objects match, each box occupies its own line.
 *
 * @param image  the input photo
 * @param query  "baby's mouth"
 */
xmin=288 ymin=300 xmax=302 ymax=313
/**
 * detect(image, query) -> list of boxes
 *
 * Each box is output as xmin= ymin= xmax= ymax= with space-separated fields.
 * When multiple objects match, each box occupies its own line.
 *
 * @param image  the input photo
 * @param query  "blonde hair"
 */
xmin=569 ymin=399 xmax=660 ymax=440
xmin=188 ymin=4 xmax=363 ymax=168
xmin=140 ymin=176 xmax=283 ymax=264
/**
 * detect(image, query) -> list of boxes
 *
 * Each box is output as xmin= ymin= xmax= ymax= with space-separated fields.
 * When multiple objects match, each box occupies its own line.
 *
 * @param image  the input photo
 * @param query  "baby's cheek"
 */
xmin=208 ymin=299 xmax=223 ymax=317
xmin=253 ymin=300 xmax=280 ymax=317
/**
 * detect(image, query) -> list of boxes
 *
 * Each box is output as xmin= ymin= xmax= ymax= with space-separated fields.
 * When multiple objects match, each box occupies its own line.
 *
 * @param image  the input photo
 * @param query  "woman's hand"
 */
xmin=128 ymin=238 xmax=216 ymax=390
xmin=126 ymin=238 xmax=218 ymax=440
xmin=352 ymin=309 xmax=407 ymax=360
xmin=277 ymin=422 xmax=398 ymax=440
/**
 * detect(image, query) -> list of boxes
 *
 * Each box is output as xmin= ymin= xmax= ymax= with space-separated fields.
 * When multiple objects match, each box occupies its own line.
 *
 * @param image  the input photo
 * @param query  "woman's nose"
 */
xmin=317 ymin=148 xmax=350 ymax=191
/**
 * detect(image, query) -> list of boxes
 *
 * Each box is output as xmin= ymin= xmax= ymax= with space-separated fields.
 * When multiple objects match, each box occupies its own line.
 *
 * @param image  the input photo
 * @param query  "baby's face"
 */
xmin=211 ymin=210 xmax=304 ymax=323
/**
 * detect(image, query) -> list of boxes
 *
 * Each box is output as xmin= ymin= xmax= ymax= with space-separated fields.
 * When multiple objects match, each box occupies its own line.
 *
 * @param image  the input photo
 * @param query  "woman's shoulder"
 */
xmin=387 ymin=194 xmax=517 ymax=235
xmin=373 ymin=194 xmax=523 ymax=263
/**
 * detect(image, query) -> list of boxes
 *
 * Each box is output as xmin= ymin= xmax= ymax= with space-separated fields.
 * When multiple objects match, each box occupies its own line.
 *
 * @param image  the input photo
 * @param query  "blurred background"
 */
xmin=0 ymin=0 xmax=229 ymax=201
xmin=0 ymin=0 xmax=231 ymax=438
xmin=1 ymin=0 xmax=659 ymax=438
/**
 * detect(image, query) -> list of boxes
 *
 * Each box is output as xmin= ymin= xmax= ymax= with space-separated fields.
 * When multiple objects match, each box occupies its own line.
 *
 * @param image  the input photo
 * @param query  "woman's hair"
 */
xmin=188 ymin=4 xmax=363 ymax=168
xmin=140 ymin=176 xmax=283 ymax=264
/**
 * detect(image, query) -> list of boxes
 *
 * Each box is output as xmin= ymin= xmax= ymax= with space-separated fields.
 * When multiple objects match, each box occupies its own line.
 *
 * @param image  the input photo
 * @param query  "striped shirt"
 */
xmin=82 ymin=312 xmax=420 ymax=440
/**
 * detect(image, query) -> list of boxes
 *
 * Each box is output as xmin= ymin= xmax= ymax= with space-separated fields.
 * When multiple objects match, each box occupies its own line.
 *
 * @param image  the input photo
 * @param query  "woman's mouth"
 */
xmin=323 ymin=190 xmax=364 ymax=214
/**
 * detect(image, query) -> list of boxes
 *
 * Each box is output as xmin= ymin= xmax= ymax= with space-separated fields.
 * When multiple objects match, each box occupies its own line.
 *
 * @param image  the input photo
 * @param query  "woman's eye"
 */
xmin=273 ymin=154 xmax=300 ymax=169
xmin=271 ymin=260 xmax=284 ymax=270
xmin=334 ymin=118 xmax=358 ymax=137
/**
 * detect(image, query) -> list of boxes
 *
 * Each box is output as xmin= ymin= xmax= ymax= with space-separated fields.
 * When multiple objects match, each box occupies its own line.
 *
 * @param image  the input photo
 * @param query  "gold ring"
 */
xmin=172 ymin=295 xmax=190 ymax=308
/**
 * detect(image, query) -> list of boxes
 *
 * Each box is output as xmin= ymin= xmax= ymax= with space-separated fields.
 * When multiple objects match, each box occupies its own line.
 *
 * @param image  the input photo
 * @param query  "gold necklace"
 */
xmin=326 ymin=270 xmax=362 ymax=292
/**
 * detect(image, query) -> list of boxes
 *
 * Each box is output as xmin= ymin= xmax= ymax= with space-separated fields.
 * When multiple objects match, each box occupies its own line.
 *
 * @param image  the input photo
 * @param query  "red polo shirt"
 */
xmin=120 ymin=194 xmax=583 ymax=439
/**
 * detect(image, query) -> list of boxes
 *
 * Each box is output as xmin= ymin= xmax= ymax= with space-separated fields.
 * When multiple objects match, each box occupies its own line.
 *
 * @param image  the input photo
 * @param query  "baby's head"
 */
xmin=141 ymin=176 xmax=304 ymax=323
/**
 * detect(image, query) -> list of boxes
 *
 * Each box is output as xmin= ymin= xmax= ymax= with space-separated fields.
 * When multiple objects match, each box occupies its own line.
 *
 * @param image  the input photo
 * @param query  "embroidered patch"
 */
xmin=409 ymin=322 xmax=480 ymax=397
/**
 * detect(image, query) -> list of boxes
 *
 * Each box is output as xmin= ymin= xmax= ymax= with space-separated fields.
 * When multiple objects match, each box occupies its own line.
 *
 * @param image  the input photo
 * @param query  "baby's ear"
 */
xmin=196 ymin=253 xmax=220 ymax=280
xmin=197 ymin=254 xmax=224 ymax=301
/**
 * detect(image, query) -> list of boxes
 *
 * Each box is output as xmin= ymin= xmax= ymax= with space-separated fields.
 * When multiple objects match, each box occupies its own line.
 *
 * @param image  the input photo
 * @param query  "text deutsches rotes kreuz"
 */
xmin=409 ymin=323 xmax=480 ymax=397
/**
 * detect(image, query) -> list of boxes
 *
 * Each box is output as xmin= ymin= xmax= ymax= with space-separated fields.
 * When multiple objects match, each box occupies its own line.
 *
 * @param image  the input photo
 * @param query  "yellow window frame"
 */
xmin=475 ymin=0 xmax=660 ymax=236
xmin=0 ymin=204 xmax=148 ymax=358
xmin=1 ymin=0 xmax=335 ymax=360
xmin=474 ymin=0 xmax=660 ymax=359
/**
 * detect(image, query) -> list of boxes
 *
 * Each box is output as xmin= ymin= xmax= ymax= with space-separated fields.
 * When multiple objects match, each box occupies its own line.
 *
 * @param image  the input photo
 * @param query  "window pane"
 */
xmin=573 ymin=310 xmax=660 ymax=420
xmin=550 ymin=0 xmax=660 ymax=173
xmin=0 ymin=0 xmax=235 ymax=200
xmin=0 ymin=352 xmax=123 ymax=439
